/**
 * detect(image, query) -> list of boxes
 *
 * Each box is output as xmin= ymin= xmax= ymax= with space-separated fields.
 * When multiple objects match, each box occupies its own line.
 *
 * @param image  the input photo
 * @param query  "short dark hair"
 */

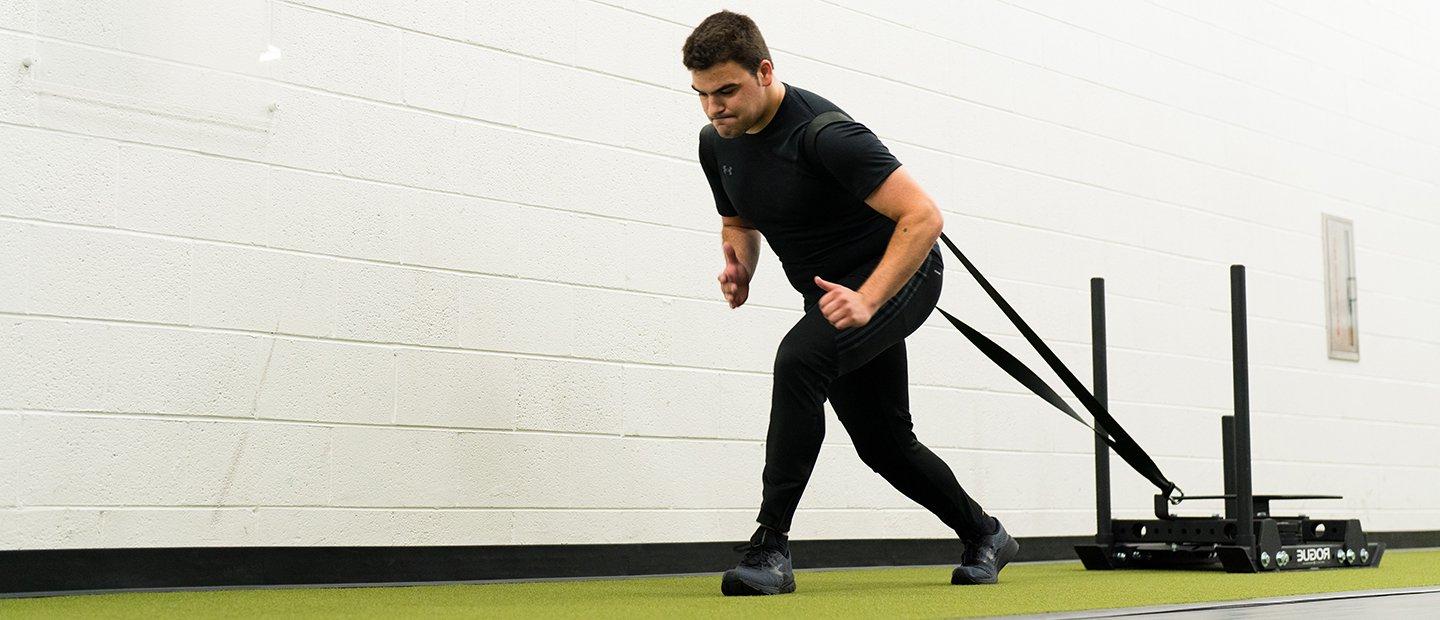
xmin=681 ymin=10 xmax=771 ymax=74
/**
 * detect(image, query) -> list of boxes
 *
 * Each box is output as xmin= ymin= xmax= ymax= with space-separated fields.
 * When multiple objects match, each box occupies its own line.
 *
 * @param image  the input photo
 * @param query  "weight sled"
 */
xmin=1075 ymin=266 xmax=1383 ymax=573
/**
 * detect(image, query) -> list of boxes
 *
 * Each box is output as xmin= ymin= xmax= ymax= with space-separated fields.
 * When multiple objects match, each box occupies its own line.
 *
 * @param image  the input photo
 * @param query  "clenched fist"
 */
xmin=718 ymin=242 xmax=752 ymax=308
xmin=814 ymin=276 xmax=876 ymax=330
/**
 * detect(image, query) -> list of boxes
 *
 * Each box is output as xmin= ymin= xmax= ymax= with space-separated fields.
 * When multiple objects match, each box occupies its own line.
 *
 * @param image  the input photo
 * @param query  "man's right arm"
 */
xmin=721 ymin=215 xmax=761 ymax=277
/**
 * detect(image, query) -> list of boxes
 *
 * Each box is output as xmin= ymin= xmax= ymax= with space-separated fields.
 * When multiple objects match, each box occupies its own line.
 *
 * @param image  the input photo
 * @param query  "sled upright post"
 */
xmin=1231 ymin=266 xmax=1256 ymax=551
xmin=1091 ymin=278 xmax=1112 ymax=547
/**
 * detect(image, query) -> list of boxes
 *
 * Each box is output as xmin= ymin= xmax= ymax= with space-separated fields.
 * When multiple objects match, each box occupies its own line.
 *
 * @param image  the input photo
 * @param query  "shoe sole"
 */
xmin=951 ymin=536 xmax=1020 ymax=585
xmin=721 ymin=571 xmax=796 ymax=596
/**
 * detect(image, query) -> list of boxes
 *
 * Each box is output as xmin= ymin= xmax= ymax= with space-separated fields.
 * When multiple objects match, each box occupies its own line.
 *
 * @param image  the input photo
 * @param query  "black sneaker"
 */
xmin=721 ymin=526 xmax=796 ymax=596
xmin=951 ymin=518 xmax=1019 ymax=585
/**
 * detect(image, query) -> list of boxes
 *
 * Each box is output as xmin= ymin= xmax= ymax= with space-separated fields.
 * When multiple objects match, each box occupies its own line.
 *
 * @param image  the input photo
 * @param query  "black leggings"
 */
xmin=756 ymin=244 xmax=992 ymax=538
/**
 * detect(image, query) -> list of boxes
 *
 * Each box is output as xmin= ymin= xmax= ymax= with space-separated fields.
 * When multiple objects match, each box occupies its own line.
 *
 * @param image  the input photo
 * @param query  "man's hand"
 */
xmin=718 ymin=242 xmax=752 ymax=308
xmin=814 ymin=276 xmax=876 ymax=330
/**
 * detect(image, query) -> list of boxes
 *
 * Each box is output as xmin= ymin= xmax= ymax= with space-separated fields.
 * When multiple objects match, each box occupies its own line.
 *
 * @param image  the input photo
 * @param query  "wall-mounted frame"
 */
xmin=1322 ymin=214 xmax=1359 ymax=361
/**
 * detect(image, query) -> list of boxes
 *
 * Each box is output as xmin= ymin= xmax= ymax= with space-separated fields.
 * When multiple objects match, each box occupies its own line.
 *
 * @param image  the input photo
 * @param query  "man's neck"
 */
xmin=746 ymin=82 xmax=787 ymax=134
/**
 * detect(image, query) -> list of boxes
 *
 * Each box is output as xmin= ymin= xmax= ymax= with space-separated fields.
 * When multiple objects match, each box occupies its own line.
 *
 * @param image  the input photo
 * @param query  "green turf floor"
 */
xmin=3 ymin=548 xmax=1437 ymax=619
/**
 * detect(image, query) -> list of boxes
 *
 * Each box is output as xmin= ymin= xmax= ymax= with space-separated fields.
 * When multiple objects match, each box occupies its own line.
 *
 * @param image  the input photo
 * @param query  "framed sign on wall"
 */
xmin=1322 ymin=214 xmax=1359 ymax=361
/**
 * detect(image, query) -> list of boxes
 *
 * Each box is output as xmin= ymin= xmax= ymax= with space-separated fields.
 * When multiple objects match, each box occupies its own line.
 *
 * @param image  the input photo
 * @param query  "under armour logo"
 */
xmin=722 ymin=165 xmax=733 ymax=176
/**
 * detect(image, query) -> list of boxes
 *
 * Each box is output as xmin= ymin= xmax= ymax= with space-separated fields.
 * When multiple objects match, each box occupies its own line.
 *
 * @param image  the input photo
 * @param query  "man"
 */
xmin=683 ymin=11 xmax=1019 ymax=596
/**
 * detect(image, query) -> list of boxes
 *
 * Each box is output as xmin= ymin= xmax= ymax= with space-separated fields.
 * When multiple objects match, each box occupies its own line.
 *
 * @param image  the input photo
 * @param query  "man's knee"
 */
xmin=774 ymin=328 xmax=833 ymax=382
xmin=774 ymin=343 xmax=823 ymax=382
xmin=852 ymin=428 xmax=922 ymax=473
xmin=853 ymin=444 xmax=893 ymax=473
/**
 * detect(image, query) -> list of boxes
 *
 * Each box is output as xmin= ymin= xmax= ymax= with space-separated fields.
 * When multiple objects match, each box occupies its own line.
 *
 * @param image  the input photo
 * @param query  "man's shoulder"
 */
xmin=788 ymin=86 xmax=874 ymax=149
xmin=788 ymin=84 xmax=846 ymax=120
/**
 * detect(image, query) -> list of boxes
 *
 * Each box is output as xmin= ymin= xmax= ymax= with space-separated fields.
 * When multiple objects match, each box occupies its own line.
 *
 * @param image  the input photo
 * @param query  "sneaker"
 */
xmin=721 ymin=526 xmax=796 ymax=596
xmin=951 ymin=518 xmax=1019 ymax=585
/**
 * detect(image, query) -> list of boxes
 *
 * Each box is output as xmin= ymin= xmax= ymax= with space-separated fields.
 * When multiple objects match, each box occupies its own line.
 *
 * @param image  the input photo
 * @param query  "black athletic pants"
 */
xmin=755 ymin=243 xmax=993 ymax=539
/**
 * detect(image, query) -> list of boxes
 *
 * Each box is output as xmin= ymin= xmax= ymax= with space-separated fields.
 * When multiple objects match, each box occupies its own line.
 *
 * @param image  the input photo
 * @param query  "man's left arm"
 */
xmin=857 ymin=164 xmax=944 ymax=306
xmin=814 ymin=165 xmax=943 ymax=329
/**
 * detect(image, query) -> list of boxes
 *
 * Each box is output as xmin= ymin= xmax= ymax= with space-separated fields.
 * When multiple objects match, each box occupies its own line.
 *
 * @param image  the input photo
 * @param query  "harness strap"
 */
xmin=802 ymin=110 xmax=853 ymax=173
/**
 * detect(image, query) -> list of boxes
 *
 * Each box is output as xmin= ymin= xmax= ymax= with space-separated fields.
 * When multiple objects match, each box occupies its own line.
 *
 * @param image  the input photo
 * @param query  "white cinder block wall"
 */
xmin=2 ymin=0 xmax=1438 ymax=550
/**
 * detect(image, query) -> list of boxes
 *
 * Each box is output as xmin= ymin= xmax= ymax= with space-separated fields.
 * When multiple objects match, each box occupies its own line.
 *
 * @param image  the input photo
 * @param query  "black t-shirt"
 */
xmin=698 ymin=83 xmax=903 ymax=304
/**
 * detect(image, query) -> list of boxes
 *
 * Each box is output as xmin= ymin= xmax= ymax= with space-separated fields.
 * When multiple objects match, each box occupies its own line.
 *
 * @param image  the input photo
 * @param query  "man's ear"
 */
xmin=756 ymin=59 xmax=773 ymax=87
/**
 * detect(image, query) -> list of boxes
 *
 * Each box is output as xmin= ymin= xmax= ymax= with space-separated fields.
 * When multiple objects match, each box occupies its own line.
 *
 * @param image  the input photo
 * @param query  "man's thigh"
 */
xmin=830 ymin=247 xmax=943 ymax=376
xmin=773 ymin=302 xmax=841 ymax=382
xmin=828 ymin=339 xmax=913 ymax=436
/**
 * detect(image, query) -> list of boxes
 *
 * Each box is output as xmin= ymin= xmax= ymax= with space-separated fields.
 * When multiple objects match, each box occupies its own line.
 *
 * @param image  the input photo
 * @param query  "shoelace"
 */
xmin=961 ymin=542 xmax=982 ymax=566
xmin=963 ymin=537 xmax=1005 ymax=568
xmin=733 ymin=541 xmax=782 ymax=568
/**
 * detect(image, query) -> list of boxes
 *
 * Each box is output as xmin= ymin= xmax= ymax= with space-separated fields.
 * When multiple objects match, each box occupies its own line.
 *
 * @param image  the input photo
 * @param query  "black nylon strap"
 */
xmin=802 ymin=110 xmax=853 ymax=170
xmin=934 ymin=307 xmax=1095 ymax=431
xmin=936 ymin=232 xmax=1180 ymax=502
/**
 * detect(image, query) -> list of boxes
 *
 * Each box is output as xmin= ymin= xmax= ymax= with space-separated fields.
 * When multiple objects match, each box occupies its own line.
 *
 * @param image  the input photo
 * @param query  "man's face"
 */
xmin=691 ymin=60 xmax=772 ymax=138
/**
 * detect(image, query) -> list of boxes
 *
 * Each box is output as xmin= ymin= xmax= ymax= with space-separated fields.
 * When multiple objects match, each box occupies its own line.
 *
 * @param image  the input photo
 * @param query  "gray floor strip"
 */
xmin=1008 ymin=585 xmax=1440 ymax=619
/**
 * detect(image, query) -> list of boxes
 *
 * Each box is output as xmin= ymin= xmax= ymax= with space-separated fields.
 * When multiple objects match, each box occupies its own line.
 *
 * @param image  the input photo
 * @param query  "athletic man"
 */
xmin=683 ymin=11 xmax=1019 ymax=596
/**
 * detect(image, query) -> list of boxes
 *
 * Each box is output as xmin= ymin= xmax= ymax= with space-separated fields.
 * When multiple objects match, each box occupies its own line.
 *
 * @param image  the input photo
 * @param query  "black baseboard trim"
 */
xmin=3 ymin=531 xmax=1436 ymax=597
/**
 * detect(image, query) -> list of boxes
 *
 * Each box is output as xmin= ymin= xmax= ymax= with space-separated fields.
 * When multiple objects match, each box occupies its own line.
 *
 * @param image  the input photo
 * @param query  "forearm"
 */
xmin=721 ymin=224 xmax=761 ymax=277
xmin=856 ymin=209 xmax=943 ymax=306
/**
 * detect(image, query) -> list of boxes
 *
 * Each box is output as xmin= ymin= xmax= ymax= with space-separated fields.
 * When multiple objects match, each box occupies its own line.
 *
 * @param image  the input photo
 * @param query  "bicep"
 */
xmin=813 ymin=121 xmax=906 ymax=204
xmin=863 ymin=165 xmax=940 ymax=224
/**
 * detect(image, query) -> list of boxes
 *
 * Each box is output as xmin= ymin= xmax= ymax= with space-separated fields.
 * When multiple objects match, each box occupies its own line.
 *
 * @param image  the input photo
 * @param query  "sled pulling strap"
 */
xmin=935 ymin=232 xmax=1180 ymax=503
